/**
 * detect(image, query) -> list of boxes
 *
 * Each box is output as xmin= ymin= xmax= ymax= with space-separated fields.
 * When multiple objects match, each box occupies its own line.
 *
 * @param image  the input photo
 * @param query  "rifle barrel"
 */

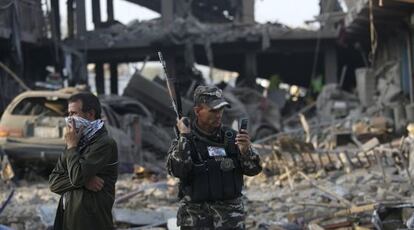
xmin=158 ymin=51 xmax=180 ymax=118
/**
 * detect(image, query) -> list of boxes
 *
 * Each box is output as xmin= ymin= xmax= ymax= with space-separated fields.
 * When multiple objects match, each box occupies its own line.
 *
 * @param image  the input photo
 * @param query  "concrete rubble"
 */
xmin=123 ymin=72 xmax=282 ymax=141
xmin=2 ymin=145 xmax=414 ymax=229
xmin=244 ymin=71 xmax=414 ymax=228
xmin=2 ymin=75 xmax=414 ymax=229
xmin=3 ymin=0 xmax=414 ymax=229
xmin=2 ymin=58 xmax=414 ymax=229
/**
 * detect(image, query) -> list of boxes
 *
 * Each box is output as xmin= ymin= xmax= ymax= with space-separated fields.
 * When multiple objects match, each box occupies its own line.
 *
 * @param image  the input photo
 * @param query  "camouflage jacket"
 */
xmin=166 ymin=125 xmax=262 ymax=186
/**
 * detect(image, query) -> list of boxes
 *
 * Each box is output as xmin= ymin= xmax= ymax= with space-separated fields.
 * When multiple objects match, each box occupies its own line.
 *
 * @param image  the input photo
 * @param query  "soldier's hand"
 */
xmin=85 ymin=176 xmax=104 ymax=192
xmin=65 ymin=119 xmax=82 ymax=149
xmin=236 ymin=129 xmax=251 ymax=155
xmin=177 ymin=117 xmax=191 ymax=134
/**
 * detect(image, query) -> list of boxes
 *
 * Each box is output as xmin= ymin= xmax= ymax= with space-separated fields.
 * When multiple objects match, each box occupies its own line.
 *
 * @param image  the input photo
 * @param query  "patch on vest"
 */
xmin=207 ymin=146 xmax=227 ymax=157
xmin=220 ymin=158 xmax=235 ymax=171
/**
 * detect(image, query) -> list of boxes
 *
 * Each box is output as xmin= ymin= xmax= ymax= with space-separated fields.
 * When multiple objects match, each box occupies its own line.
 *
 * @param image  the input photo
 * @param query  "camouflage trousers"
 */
xmin=177 ymin=196 xmax=245 ymax=230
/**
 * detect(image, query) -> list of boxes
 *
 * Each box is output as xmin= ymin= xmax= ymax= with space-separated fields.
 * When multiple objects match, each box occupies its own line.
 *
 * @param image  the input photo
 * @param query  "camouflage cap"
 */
xmin=194 ymin=85 xmax=231 ymax=109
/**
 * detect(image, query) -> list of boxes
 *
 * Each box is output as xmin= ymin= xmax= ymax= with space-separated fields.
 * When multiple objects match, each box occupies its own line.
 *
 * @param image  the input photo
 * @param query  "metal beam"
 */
xmin=110 ymin=62 xmax=118 ymax=95
xmin=67 ymin=0 xmax=74 ymax=38
xmin=51 ymin=0 xmax=61 ymax=40
xmin=75 ymin=0 xmax=86 ymax=37
xmin=92 ymin=0 xmax=102 ymax=28
xmin=95 ymin=62 xmax=105 ymax=95
xmin=107 ymin=0 xmax=114 ymax=22
xmin=51 ymin=0 xmax=62 ymax=78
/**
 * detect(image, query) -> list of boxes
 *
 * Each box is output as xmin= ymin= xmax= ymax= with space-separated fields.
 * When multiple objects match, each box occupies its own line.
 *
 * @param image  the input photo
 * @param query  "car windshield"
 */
xmin=11 ymin=97 xmax=68 ymax=117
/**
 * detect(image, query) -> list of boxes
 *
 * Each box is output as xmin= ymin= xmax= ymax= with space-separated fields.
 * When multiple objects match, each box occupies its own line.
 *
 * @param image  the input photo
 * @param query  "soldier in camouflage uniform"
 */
xmin=167 ymin=85 xmax=262 ymax=229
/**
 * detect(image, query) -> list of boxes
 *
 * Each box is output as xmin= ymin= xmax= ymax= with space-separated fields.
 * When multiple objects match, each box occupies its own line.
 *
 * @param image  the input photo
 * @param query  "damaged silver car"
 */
xmin=0 ymin=88 xmax=139 ymax=175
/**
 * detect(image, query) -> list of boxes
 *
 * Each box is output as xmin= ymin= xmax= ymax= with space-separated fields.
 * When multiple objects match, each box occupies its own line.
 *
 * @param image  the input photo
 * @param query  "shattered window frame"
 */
xmin=11 ymin=97 xmax=68 ymax=117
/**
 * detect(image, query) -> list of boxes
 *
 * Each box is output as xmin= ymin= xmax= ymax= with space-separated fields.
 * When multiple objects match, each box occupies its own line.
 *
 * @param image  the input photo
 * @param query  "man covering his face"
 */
xmin=49 ymin=92 xmax=118 ymax=230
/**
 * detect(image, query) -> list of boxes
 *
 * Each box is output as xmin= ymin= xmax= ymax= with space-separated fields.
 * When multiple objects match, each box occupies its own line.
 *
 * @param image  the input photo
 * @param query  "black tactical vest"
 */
xmin=182 ymin=127 xmax=244 ymax=202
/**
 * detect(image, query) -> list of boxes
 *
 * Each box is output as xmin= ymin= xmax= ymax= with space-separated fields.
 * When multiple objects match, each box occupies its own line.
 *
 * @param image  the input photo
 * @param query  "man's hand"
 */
xmin=65 ymin=119 xmax=82 ymax=149
xmin=177 ymin=117 xmax=191 ymax=134
xmin=236 ymin=129 xmax=251 ymax=155
xmin=85 ymin=176 xmax=104 ymax=192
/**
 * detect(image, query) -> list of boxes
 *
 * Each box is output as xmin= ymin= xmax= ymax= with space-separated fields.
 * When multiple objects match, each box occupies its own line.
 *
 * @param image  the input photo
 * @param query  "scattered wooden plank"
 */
xmin=115 ymin=181 xmax=167 ymax=204
xmin=297 ymin=171 xmax=355 ymax=208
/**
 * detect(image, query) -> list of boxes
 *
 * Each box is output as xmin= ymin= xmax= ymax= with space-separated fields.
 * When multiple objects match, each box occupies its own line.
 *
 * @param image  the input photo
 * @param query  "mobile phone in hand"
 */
xmin=239 ymin=118 xmax=248 ymax=133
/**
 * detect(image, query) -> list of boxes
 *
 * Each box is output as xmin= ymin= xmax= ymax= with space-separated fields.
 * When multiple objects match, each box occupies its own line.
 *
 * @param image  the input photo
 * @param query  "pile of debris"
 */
xmin=123 ymin=72 xmax=281 ymax=142
xmin=0 ymin=175 xmax=178 ymax=230
xmin=246 ymin=74 xmax=414 ymax=228
xmin=248 ymin=125 xmax=414 ymax=228
xmin=244 ymin=166 xmax=414 ymax=229
xmin=3 ymin=62 xmax=414 ymax=229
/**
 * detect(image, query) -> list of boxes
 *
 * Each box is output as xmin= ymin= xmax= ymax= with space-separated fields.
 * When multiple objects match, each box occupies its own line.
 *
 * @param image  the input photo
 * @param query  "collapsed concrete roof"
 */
xmin=66 ymin=16 xmax=339 ymax=87
xmin=67 ymin=17 xmax=337 ymax=53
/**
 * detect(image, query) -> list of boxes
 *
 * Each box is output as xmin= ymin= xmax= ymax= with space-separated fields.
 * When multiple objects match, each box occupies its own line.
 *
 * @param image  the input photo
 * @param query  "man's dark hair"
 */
xmin=68 ymin=93 xmax=101 ymax=119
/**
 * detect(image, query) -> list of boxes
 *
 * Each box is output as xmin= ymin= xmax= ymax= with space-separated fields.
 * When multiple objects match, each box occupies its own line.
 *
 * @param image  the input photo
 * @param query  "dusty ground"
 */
xmin=0 ymin=165 xmax=412 ymax=229
xmin=0 ymin=174 xmax=175 ymax=230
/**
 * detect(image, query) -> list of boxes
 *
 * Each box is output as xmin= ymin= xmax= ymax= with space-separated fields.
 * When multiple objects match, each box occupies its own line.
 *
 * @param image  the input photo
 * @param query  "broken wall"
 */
xmin=0 ymin=0 xmax=45 ymax=42
xmin=0 ymin=70 xmax=24 ymax=117
xmin=373 ymin=32 xmax=404 ymax=92
xmin=0 ymin=0 xmax=55 ymax=115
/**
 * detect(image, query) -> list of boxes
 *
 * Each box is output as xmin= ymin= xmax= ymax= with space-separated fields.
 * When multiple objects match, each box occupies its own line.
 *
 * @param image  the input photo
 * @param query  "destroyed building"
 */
xmin=246 ymin=1 xmax=414 ymax=228
xmin=4 ymin=0 xmax=414 ymax=229
xmin=340 ymin=0 xmax=414 ymax=131
xmin=0 ymin=0 xmax=369 ymax=116
xmin=4 ymin=0 xmax=411 ymax=120
xmin=63 ymin=0 xmax=359 ymax=95
xmin=257 ymin=0 xmax=414 ymax=171
xmin=0 ymin=0 xmax=59 ymax=115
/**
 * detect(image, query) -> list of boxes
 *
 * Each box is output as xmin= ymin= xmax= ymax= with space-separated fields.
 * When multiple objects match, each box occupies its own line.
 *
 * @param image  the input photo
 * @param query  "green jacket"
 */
xmin=49 ymin=127 xmax=118 ymax=230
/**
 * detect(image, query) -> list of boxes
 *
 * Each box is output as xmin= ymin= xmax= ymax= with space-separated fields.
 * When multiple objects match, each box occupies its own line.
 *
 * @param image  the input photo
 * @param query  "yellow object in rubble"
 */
xmin=407 ymin=123 xmax=414 ymax=136
xmin=1 ymin=155 xmax=15 ymax=181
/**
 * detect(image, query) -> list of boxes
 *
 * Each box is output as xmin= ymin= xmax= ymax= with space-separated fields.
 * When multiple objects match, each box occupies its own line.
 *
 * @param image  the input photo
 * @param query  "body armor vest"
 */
xmin=182 ymin=127 xmax=244 ymax=202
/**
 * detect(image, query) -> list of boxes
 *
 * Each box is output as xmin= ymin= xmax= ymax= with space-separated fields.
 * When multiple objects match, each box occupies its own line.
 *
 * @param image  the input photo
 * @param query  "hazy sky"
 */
xmin=254 ymin=0 xmax=320 ymax=26
xmin=58 ymin=0 xmax=321 ymax=31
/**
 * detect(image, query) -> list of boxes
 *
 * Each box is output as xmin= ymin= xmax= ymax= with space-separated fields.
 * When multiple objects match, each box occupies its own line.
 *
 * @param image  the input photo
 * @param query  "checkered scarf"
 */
xmin=65 ymin=116 xmax=104 ymax=149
